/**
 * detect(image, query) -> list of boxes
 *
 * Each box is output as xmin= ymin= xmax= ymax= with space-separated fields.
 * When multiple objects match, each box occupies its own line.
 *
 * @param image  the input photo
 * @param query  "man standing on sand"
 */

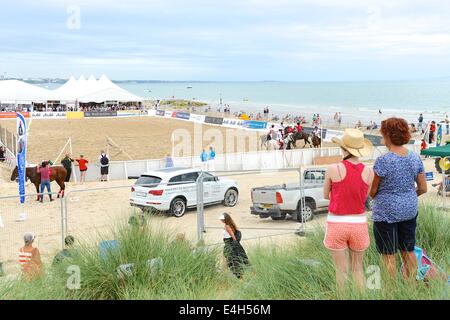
xmin=418 ymin=113 xmax=424 ymax=131
xmin=99 ymin=151 xmax=110 ymax=182
xmin=165 ymin=154 xmax=174 ymax=168
xmin=208 ymin=146 xmax=216 ymax=171
xmin=19 ymin=233 xmax=42 ymax=280
xmin=61 ymin=153 xmax=74 ymax=182
xmin=200 ymin=149 xmax=208 ymax=171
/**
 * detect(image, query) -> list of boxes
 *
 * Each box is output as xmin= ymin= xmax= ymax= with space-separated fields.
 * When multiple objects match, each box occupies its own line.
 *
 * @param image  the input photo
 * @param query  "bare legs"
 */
xmin=80 ymin=171 xmax=86 ymax=184
xmin=381 ymin=252 xmax=417 ymax=281
xmin=330 ymin=249 xmax=366 ymax=293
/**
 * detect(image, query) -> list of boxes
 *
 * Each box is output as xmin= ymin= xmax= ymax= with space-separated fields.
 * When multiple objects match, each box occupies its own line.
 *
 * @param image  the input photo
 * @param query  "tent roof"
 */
xmin=54 ymin=75 xmax=143 ymax=102
xmin=421 ymin=143 xmax=450 ymax=157
xmin=0 ymin=80 xmax=56 ymax=103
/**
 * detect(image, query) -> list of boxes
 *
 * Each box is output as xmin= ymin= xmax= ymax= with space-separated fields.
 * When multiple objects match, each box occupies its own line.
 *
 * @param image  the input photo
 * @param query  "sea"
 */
xmin=42 ymin=80 xmax=450 ymax=125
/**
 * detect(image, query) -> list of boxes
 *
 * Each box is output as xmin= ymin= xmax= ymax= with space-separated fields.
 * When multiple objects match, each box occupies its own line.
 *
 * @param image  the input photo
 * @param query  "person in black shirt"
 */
xmin=61 ymin=153 xmax=74 ymax=182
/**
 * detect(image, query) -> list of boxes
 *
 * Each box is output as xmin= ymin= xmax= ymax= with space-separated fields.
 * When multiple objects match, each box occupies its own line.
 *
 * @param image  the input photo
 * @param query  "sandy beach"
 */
xmin=0 ymin=116 xmax=335 ymax=164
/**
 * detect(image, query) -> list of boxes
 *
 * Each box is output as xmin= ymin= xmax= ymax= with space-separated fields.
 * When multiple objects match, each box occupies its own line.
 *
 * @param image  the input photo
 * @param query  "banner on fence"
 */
xmin=174 ymin=112 xmax=190 ymax=120
xmin=164 ymin=111 xmax=175 ymax=118
xmin=155 ymin=110 xmax=165 ymax=117
xmin=190 ymin=114 xmax=205 ymax=123
xmin=204 ymin=116 xmax=224 ymax=125
xmin=66 ymin=111 xmax=84 ymax=119
xmin=31 ymin=112 xmax=66 ymax=119
xmin=243 ymin=120 xmax=267 ymax=130
xmin=84 ymin=111 xmax=118 ymax=118
xmin=0 ymin=112 xmax=30 ymax=119
xmin=223 ymin=118 xmax=245 ymax=128
xmin=16 ymin=113 xmax=27 ymax=204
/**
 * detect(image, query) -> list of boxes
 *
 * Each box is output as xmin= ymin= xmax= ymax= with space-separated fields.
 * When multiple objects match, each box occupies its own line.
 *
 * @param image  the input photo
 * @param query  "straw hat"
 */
xmin=331 ymin=128 xmax=373 ymax=157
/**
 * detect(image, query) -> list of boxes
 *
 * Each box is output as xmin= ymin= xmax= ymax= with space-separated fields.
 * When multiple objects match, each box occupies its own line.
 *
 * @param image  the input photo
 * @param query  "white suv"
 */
xmin=130 ymin=167 xmax=239 ymax=217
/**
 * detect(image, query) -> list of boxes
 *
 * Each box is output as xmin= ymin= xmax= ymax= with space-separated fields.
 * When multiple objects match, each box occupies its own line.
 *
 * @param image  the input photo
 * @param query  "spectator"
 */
xmin=0 ymin=146 xmax=5 ymax=162
xmin=61 ymin=153 xmax=74 ymax=182
xmin=52 ymin=235 xmax=75 ymax=265
xmin=432 ymin=174 xmax=450 ymax=196
xmin=37 ymin=161 xmax=53 ymax=202
xmin=445 ymin=114 xmax=450 ymax=135
xmin=99 ymin=150 xmax=110 ymax=182
xmin=19 ymin=233 xmax=42 ymax=280
xmin=165 ymin=154 xmax=174 ymax=168
xmin=76 ymin=155 xmax=89 ymax=184
xmin=370 ymin=118 xmax=427 ymax=280
xmin=200 ymin=149 xmax=208 ymax=171
xmin=420 ymin=139 xmax=427 ymax=152
xmin=219 ymin=213 xmax=249 ymax=279
xmin=208 ymin=146 xmax=216 ymax=171
xmin=324 ymin=128 xmax=374 ymax=292
xmin=418 ymin=113 xmax=424 ymax=131
xmin=429 ymin=121 xmax=436 ymax=144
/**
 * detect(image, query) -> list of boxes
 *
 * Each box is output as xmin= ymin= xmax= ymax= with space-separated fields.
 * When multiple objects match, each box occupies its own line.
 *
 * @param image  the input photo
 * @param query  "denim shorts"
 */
xmin=373 ymin=215 xmax=417 ymax=255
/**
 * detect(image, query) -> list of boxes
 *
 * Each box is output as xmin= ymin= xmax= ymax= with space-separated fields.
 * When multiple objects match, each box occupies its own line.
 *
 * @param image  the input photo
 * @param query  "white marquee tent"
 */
xmin=54 ymin=74 xmax=143 ymax=103
xmin=0 ymin=80 xmax=56 ymax=104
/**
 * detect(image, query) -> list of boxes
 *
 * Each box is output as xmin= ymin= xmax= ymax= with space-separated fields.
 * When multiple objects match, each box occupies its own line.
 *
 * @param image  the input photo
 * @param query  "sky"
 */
xmin=1 ymin=0 xmax=450 ymax=81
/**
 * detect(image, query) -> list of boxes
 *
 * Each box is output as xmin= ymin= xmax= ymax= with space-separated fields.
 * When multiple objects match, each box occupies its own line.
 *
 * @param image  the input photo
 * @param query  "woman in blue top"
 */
xmin=370 ymin=118 xmax=427 ymax=280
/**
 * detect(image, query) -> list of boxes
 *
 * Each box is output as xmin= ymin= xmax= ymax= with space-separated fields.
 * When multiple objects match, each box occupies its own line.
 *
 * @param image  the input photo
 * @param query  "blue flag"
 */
xmin=16 ymin=113 xmax=27 ymax=204
xmin=437 ymin=124 xmax=443 ymax=147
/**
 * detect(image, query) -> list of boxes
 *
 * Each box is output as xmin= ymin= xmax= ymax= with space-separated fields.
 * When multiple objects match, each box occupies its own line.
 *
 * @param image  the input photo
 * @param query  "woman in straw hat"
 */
xmin=323 ymin=128 xmax=374 ymax=292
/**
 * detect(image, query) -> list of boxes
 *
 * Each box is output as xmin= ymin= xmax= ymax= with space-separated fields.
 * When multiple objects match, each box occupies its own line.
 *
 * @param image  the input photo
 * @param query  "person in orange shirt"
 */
xmin=19 ymin=233 xmax=42 ymax=280
xmin=76 ymin=155 xmax=89 ymax=184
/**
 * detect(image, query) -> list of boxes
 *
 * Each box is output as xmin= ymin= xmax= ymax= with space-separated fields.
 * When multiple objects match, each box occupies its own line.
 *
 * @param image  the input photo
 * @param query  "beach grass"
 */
xmin=0 ymin=201 xmax=448 ymax=300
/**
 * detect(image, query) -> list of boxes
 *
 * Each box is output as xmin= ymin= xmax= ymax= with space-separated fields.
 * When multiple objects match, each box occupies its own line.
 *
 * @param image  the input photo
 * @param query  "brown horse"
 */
xmin=311 ymin=135 xmax=322 ymax=148
xmin=10 ymin=165 xmax=67 ymax=200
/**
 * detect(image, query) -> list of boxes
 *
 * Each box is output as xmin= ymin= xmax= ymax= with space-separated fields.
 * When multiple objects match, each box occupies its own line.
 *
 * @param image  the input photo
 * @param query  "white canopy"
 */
xmin=54 ymin=75 xmax=143 ymax=103
xmin=0 ymin=80 xmax=56 ymax=104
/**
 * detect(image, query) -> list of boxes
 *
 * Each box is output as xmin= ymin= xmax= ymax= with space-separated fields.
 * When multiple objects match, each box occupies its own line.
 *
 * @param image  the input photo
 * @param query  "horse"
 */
xmin=11 ymin=165 xmax=67 ymax=200
xmin=311 ymin=135 xmax=322 ymax=148
xmin=265 ymin=139 xmax=279 ymax=151
xmin=292 ymin=131 xmax=312 ymax=148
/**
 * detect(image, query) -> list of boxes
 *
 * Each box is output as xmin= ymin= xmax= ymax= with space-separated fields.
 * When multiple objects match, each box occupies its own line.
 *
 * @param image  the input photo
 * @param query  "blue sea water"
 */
xmin=47 ymin=80 xmax=450 ymax=123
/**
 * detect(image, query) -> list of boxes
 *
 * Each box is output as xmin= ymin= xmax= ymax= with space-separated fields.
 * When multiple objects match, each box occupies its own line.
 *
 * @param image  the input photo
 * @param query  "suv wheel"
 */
xmin=224 ymin=189 xmax=238 ymax=207
xmin=170 ymin=198 xmax=186 ymax=217
xmin=297 ymin=202 xmax=314 ymax=222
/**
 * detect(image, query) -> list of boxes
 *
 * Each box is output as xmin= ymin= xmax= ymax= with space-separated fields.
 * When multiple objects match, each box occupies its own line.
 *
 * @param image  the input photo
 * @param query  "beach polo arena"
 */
xmin=0 ymin=76 xmax=434 ymax=276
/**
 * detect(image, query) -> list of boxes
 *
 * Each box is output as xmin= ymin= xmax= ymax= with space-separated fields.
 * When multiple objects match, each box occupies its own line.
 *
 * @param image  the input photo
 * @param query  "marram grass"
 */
xmin=0 ymin=202 xmax=448 ymax=300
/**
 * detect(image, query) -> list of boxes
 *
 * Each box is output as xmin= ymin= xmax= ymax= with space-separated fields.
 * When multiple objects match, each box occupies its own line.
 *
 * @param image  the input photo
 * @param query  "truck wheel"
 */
xmin=224 ymin=189 xmax=238 ymax=207
xmin=297 ymin=202 xmax=314 ymax=222
xmin=170 ymin=197 xmax=186 ymax=218
xmin=271 ymin=213 xmax=286 ymax=221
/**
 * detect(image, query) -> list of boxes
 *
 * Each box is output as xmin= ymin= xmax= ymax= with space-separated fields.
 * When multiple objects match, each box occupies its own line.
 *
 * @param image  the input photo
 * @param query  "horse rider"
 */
xmin=295 ymin=122 xmax=303 ymax=134
xmin=277 ymin=129 xmax=285 ymax=149
xmin=312 ymin=126 xmax=320 ymax=138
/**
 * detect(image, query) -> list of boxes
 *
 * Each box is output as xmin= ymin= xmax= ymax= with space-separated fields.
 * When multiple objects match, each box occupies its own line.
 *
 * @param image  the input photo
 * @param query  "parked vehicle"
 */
xmin=130 ymin=167 xmax=239 ymax=217
xmin=251 ymin=168 xmax=373 ymax=221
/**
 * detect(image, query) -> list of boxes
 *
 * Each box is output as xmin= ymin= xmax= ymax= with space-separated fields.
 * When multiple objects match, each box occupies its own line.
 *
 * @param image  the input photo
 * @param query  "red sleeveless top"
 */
xmin=328 ymin=160 xmax=368 ymax=215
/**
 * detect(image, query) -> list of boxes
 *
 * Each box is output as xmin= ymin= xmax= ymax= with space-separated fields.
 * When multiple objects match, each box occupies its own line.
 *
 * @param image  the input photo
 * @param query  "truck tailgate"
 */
xmin=251 ymin=186 xmax=283 ymax=204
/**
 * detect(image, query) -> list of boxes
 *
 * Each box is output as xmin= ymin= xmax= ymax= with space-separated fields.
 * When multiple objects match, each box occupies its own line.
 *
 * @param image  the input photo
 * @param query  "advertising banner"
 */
xmin=243 ymin=120 xmax=268 ymax=130
xmin=204 ymin=116 xmax=224 ymax=125
xmin=84 ymin=111 xmax=118 ymax=118
xmin=16 ymin=113 xmax=27 ymax=204
xmin=174 ymin=112 xmax=190 ymax=120
xmin=223 ymin=118 xmax=245 ymax=128
xmin=0 ymin=112 xmax=30 ymax=119
xmin=31 ymin=112 xmax=66 ymax=119
xmin=190 ymin=114 xmax=205 ymax=123
xmin=155 ymin=110 xmax=165 ymax=116
xmin=164 ymin=110 xmax=175 ymax=118
xmin=66 ymin=111 xmax=84 ymax=119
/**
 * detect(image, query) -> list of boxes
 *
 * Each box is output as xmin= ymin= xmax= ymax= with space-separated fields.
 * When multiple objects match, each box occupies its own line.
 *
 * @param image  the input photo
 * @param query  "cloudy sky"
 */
xmin=1 ymin=0 xmax=450 ymax=81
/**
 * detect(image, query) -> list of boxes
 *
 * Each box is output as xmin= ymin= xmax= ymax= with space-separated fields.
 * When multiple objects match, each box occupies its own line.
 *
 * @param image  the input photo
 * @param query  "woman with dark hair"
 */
xmin=370 ymin=117 xmax=427 ymax=280
xmin=219 ymin=213 xmax=249 ymax=278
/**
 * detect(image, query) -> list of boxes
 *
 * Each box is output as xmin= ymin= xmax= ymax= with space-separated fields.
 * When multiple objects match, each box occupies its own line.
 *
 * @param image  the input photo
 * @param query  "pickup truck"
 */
xmin=250 ymin=168 xmax=373 ymax=221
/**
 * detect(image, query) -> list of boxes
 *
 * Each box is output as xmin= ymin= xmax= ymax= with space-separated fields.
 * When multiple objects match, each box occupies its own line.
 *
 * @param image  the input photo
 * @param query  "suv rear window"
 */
xmin=135 ymin=175 xmax=162 ymax=186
